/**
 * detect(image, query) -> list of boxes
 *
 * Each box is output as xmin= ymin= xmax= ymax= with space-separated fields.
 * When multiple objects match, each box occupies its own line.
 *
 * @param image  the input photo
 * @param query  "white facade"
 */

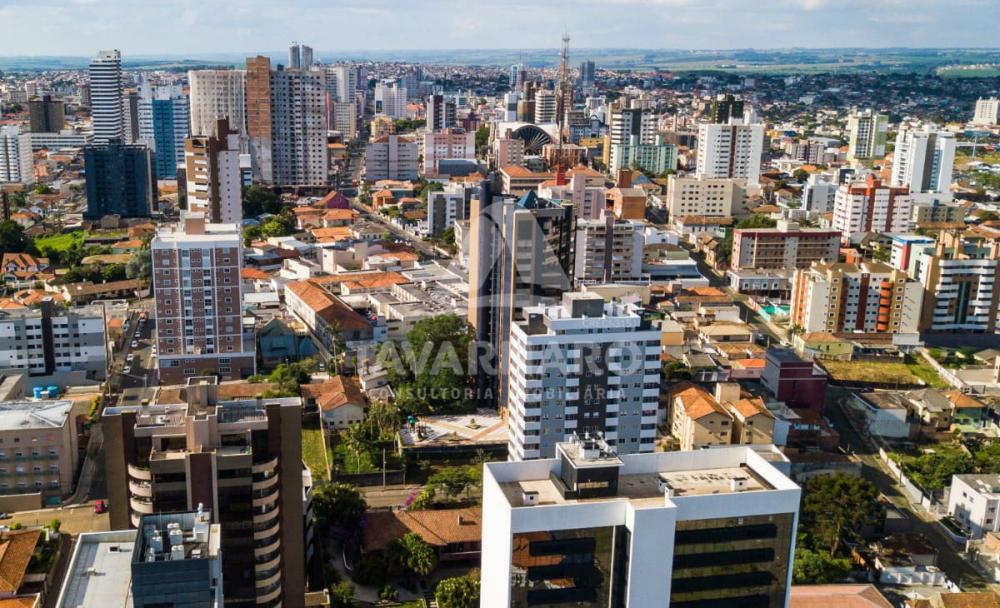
xmin=973 ymin=97 xmax=1000 ymax=126
xmin=506 ymin=293 xmax=661 ymax=461
xmin=609 ymin=106 xmax=657 ymax=171
xmin=270 ymin=69 xmax=328 ymax=187
xmin=847 ymin=110 xmax=889 ymax=161
xmin=27 ymin=130 xmax=92 ymax=151
xmin=374 ymin=81 xmax=407 ymax=119
xmin=665 ymin=174 xmax=746 ymax=219
xmin=891 ymin=125 xmax=955 ymax=197
xmin=696 ymin=122 xmax=764 ymax=184
xmin=481 ymin=441 xmax=800 ymax=608
xmin=534 ymin=90 xmax=557 ymax=124
xmin=948 ymin=475 xmax=1000 ymax=539
xmin=332 ymin=101 xmax=357 ymax=140
xmin=917 ymin=254 xmax=1000 ymax=333
xmin=326 ymin=65 xmax=358 ymax=104
xmin=89 ymin=50 xmax=124 ymax=144
xmin=0 ymin=125 xmax=33 ymax=185
xmin=574 ymin=218 xmax=645 ymax=283
xmin=364 ymin=134 xmax=419 ymax=181
xmin=425 ymin=186 xmax=466 ymax=238
xmin=832 ymin=179 xmax=913 ymax=244
xmin=184 ymin=123 xmax=243 ymax=224
xmin=188 ymin=69 xmax=247 ymax=140
xmin=0 ymin=306 xmax=108 ymax=379
xmin=802 ymin=173 xmax=837 ymax=213
xmin=422 ymin=128 xmax=475 ymax=175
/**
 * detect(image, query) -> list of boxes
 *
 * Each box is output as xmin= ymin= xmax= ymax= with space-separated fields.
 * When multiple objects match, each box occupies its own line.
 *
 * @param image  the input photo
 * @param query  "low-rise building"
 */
xmin=0 ymin=400 xmax=78 ymax=502
xmin=731 ymin=220 xmax=840 ymax=271
xmin=760 ymin=348 xmax=827 ymax=412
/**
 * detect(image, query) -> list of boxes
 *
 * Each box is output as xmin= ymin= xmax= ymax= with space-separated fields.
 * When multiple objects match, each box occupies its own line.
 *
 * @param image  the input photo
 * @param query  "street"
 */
xmin=825 ymin=387 xmax=992 ymax=591
xmin=351 ymin=198 xmax=445 ymax=259
xmin=110 ymin=305 xmax=157 ymax=392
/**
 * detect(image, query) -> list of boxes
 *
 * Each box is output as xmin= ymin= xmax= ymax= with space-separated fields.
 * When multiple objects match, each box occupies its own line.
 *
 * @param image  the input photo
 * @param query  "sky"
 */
xmin=0 ymin=0 xmax=998 ymax=56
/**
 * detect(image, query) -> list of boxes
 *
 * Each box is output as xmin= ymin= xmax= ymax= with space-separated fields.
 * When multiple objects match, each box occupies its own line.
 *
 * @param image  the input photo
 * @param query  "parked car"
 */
xmin=93 ymin=500 xmax=107 ymax=514
xmin=131 ymin=340 xmax=139 ymax=348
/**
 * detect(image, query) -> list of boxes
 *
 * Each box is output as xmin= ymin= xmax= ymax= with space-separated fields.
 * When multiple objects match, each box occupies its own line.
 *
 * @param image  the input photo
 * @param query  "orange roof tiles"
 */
xmin=363 ymin=507 xmax=481 ymax=552
xmin=311 ymin=227 xmax=353 ymax=241
xmin=302 ymin=375 xmax=366 ymax=412
xmin=241 ymin=268 xmax=271 ymax=281
xmin=672 ymin=382 xmax=727 ymax=420
xmin=0 ymin=530 xmax=41 ymax=594
xmin=789 ymin=585 xmax=892 ymax=608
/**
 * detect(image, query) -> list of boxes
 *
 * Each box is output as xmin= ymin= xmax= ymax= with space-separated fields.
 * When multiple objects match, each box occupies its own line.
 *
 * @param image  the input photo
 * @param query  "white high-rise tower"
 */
xmin=89 ymin=50 xmax=124 ymax=144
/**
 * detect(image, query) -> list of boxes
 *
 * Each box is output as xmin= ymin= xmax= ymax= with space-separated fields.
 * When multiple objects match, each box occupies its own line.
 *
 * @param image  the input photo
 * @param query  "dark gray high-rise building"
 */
xmin=84 ymin=138 xmax=157 ymax=219
xmin=579 ymin=60 xmax=596 ymax=88
xmin=28 ymin=95 xmax=65 ymax=133
xmin=426 ymin=93 xmax=456 ymax=132
xmin=103 ymin=377 xmax=307 ymax=608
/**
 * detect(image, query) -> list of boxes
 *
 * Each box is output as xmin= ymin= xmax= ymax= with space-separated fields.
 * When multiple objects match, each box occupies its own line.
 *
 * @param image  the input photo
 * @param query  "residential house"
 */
xmin=362 ymin=507 xmax=481 ymax=564
xmin=669 ymin=382 xmax=732 ymax=450
xmin=258 ymin=317 xmax=318 ymax=368
xmin=0 ymin=254 xmax=49 ymax=283
xmin=301 ymin=375 xmax=366 ymax=429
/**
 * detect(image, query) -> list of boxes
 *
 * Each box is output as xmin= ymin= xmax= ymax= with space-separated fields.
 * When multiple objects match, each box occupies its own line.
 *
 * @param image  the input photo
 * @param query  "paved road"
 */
xmin=360 ymin=484 xmax=424 ymax=508
xmin=6 ymin=503 xmax=109 ymax=535
xmin=825 ymin=387 xmax=991 ymax=590
xmin=110 ymin=307 xmax=157 ymax=392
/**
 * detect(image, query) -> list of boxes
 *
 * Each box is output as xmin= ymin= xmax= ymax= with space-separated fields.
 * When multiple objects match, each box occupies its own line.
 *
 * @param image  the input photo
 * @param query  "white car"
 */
xmin=131 ymin=340 xmax=139 ymax=348
xmin=126 ymin=353 xmax=135 ymax=362
xmin=123 ymin=366 xmax=131 ymax=374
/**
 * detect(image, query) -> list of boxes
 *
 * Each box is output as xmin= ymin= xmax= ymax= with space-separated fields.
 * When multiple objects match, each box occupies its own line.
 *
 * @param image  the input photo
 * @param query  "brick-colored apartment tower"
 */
xmin=152 ymin=215 xmax=255 ymax=383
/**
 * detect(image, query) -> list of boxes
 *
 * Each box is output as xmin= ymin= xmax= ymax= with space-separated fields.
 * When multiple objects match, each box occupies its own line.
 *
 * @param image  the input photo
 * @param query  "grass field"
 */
xmin=301 ymin=426 xmax=329 ymax=481
xmin=821 ymin=357 xmax=948 ymax=388
xmin=33 ymin=231 xmax=87 ymax=254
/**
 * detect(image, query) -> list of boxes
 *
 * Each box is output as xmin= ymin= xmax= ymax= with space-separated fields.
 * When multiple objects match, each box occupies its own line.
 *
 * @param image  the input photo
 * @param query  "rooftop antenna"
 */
xmin=555 ymin=33 xmax=571 ymax=186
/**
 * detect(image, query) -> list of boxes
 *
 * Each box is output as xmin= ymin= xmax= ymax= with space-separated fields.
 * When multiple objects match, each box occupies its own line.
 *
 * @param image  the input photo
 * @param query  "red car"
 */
xmin=93 ymin=500 xmax=107 ymax=514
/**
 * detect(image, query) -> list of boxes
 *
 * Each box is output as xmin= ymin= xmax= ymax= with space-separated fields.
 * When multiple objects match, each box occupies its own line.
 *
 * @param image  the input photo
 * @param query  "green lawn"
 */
xmin=33 ymin=230 xmax=87 ymax=254
xmin=302 ymin=426 xmax=329 ymax=481
xmin=821 ymin=358 xmax=948 ymax=388
xmin=330 ymin=439 xmax=379 ymax=475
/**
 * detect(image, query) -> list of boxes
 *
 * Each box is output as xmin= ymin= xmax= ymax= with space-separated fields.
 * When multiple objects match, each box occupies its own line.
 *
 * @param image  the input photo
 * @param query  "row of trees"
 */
xmin=793 ymin=473 xmax=883 ymax=584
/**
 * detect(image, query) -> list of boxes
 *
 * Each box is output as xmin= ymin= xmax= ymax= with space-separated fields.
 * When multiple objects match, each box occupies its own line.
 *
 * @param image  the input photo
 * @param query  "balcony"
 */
xmin=252 ymin=473 xmax=279 ymax=492
xmin=128 ymin=479 xmax=153 ymax=498
xmin=253 ymin=489 xmax=280 ymax=509
xmin=255 ymin=583 xmax=282 ymax=605
xmin=130 ymin=495 xmax=154 ymax=515
xmin=255 ymin=568 xmax=282 ymax=590
xmin=255 ymin=553 xmax=282 ymax=574
xmin=254 ymin=537 xmax=281 ymax=558
xmin=252 ymin=457 xmax=279 ymax=475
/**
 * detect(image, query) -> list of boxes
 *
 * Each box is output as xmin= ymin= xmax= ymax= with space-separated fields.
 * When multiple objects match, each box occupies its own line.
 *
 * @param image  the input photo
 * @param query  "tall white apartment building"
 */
xmin=915 ymin=231 xmax=1000 ymax=333
xmin=422 ymin=128 xmax=475 ymax=175
xmin=326 ymin=65 xmax=358 ymax=104
xmin=506 ymin=292 xmax=661 ymax=461
xmin=891 ymin=124 xmax=955 ymax=197
xmin=665 ymin=174 xmax=746 ymax=219
xmin=609 ymin=105 xmax=657 ymax=172
xmin=696 ymin=122 xmax=764 ymax=184
xmin=534 ymin=89 xmax=557 ymax=124
xmin=184 ymin=118 xmax=243 ymax=224
xmin=187 ymin=69 xmax=247 ymax=140
xmin=0 ymin=303 xmax=109 ymax=379
xmin=575 ymin=218 xmax=645 ymax=283
xmin=365 ymin=134 xmax=419 ymax=181
xmin=270 ymin=68 xmax=327 ymax=187
xmin=973 ymin=97 xmax=1000 ymax=126
xmin=832 ymin=176 xmax=913 ymax=244
xmin=152 ymin=215 xmax=255 ymax=384
xmin=332 ymin=101 xmax=357 ymax=140
xmin=481 ymin=437 xmax=800 ymax=607
xmin=847 ymin=109 xmax=889 ymax=161
xmin=0 ymin=125 xmax=33 ymax=185
xmin=89 ymin=50 xmax=124 ymax=144
xmin=374 ymin=81 xmax=407 ymax=119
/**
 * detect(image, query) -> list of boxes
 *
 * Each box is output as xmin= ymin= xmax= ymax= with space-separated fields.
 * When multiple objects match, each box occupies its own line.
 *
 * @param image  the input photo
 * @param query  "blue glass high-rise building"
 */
xmin=138 ymin=84 xmax=189 ymax=179
xmin=84 ymin=139 xmax=157 ymax=218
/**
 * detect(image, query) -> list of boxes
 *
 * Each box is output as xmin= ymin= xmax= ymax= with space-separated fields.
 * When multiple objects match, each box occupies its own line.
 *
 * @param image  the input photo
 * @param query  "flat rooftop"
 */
xmin=0 ymin=400 xmax=73 ymax=430
xmin=399 ymin=410 xmax=507 ymax=447
xmin=500 ymin=465 xmax=772 ymax=508
xmin=56 ymin=530 xmax=137 ymax=608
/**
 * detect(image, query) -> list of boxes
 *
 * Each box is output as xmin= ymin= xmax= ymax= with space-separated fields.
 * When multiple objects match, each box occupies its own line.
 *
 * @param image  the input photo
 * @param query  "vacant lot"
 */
xmin=33 ymin=230 xmax=87 ymax=255
xmin=821 ymin=358 xmax=947 ymax=388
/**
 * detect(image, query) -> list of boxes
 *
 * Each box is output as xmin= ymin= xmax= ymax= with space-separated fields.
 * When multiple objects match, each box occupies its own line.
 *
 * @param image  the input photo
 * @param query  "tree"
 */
xmin=328 ymin=581 xmax=354 ymax=608
xmin=793 ymin=168 xmax=810 ymax=182
xmin=243 ymin=225 xmax=261 ymax=247
xmin=241 ymin=185 xmax=282 ymax=218
xmin=125 ymin=250 xmax=152 ymax=280
xmin=391 ymin=532 xmax=437 ymax=578
xmin=381 ymin=314 xmax=475 ymax=415
xmin=474 ymin=126 xmax=490 ymax=151
xmin=441 ymin=226 xmax=456 ymax=247
xmin=436 ymin=572 xmax=481 ymax=608
xmin=259 ymin=216 xmax=294 ymax=238
xmin=0 ymin=221 xmax=30 ymax=253
xmin=801 ymin=474 xmax=882 ymax=555
xmin=312 ymin=482 xmax=367 ymax=532
xmin=793 ymin=546 xmax=851 ymax=584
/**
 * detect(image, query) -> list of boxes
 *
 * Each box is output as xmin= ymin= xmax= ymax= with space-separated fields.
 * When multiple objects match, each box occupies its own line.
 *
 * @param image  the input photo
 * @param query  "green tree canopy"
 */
xmin=241 ymin=185 xmax=283 ymax=218
xmin=313 ymin=482 xmax=368 ymax=532
xmin=0 ymin=221 xmax=31 ymax=253
xmin=793 ymin=546 xmax=851 ymax=584
xmin=436 ymin=571 xmax=481 ymax=608
xmin=800 ymin=474 xmax=882 ymax=555
xmin=126 ymin=249 xmax=152 ymax=279
xmin=390 ymin=532 xmax=437 ymax=578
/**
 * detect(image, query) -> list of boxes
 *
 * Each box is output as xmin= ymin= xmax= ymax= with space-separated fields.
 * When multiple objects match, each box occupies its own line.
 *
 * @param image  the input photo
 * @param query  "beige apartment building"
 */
xmin=0 ymin=400 xmax=78 ymax=502
xmin=731 ymin=220 xmax=841 ymax=271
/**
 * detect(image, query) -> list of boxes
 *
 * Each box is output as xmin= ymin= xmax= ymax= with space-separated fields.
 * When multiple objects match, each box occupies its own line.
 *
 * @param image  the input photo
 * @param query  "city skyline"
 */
xmin=1 ymin=0 xmax=999 ymax=56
